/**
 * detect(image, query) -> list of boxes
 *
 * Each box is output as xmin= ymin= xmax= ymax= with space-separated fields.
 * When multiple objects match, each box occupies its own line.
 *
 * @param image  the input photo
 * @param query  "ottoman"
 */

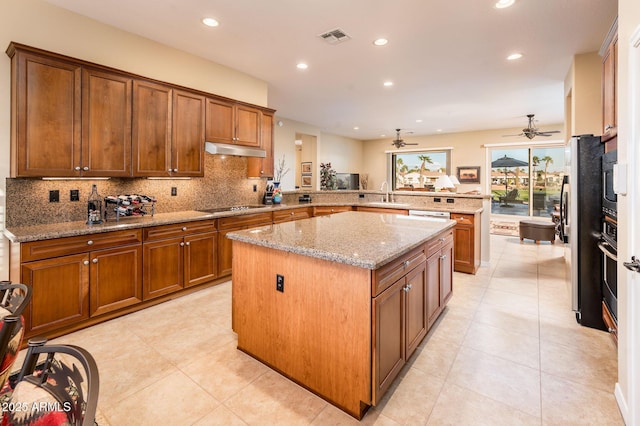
xmin=519 ymin=220 xmax=556 ymax=244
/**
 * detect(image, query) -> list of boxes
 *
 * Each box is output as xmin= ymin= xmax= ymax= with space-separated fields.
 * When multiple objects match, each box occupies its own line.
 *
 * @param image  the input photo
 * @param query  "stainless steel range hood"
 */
xmin=204 ymin=142 xmax=266 ymax=158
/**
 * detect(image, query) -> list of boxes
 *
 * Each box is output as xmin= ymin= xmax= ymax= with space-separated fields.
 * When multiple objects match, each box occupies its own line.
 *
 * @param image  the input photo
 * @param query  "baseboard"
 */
xmin=614 ymin=382 xmax=629 ymax=424
xmin=481 ymin=260 xmax=490 ymax=267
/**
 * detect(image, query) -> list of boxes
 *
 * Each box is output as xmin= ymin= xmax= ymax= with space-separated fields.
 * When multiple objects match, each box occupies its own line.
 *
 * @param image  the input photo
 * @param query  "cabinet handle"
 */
xmin=185 ymin=242 xmax=190 ymax=246
xmin=83 ymin=166 xmax=89 ymax=171
xmin=608 ymin=327 xmax=617 ymax=334
xmin=92 ymin=258 xmax=98 ymax=264
xmin=173 ymin=168 xmax=178 ymax=172
xmin=403 ymin=260 xmax=410 ymax=268
xmin=403 ymin=286 xmax=410 ymax=293
xmin=180 ymin=242 xmax=185 ymax=247
xmin=168 ymin=168 xmax=173 ymax=172
xmin=182 ymin=227 xmax=187 ymax=231
xmin=87 ymin=240 xmax=94 ymax=245
xmin=605 ymin=124 xmax=614 ymax=131
xmin=75 ymin=166 xmax=81 ymax=171
xmin=440 ymin=255 xmax=447 ymax=260
xmin=439 ymin=238 xmax=444 ymax=242
xmin=83 ymin=260 xmax=89 ymax=266
xmin=291 ymin=212 xmax=295 ymax=215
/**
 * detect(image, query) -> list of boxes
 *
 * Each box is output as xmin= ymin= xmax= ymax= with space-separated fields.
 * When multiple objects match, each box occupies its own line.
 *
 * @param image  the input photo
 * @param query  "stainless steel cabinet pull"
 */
xmin=75 ymin=166 xmax=81 ymax=171
xmin=83 ymin=260 xmax=89 ymax=265
xmin=92 ymin=258 xmax=98 ymax=264
xmin=598 ymin=242 xmax=618 ymax=261
xmin=83 ymin=166 xmax=89 ymax=171
xmin=440 ymin=255 xmax=447 ymax=260
xmin=180 ymin=242 xmax=185 ymax=247
xmin=87 ymin=240 xmax=94 ymax=245
xmin=403 ymin=260 xmax=410 ymax=267
xmin=605 ymin=124 xmax=614 ymax=131
xmin=173 ymin=168 xmax=178 ymax=172
xmin=624 ymin=256 xmax=640 ymax=273
xmin=185 ymin=242 xmax=190 ymax=246
xmin=182 ymin=227 xmax=187 ymax=231
xmin=403 ymin=286 xmax=410 ymax=293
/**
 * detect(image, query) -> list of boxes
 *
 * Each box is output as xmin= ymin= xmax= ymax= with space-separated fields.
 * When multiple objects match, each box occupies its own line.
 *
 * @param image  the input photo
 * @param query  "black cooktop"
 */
xmin=198 ymin=205 xmax=267 ymax=213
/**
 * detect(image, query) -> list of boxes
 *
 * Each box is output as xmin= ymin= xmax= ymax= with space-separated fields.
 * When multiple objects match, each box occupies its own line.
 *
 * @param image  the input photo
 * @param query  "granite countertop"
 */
xmin=227 ymin=211 xmax=456 ymax=269
xmin=3 ymin=202 xmax=479 ymax=243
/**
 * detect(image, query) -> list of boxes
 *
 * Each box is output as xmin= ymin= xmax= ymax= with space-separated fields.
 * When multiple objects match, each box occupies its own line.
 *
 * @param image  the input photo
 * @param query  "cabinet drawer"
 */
xmin=373 ymin=245 xmax=427 ymax=296
xmin=21 ymin=229 xmax=142 ymax=262
xmin=143 ymin=219 xmax=216 ymax=241
xmin=313 ymin=206 xmax=353 ymax=216
xmin=452 ymin=213 xmax=474 ymax=226
xmin=218 ymin=212 xmax=273 ymax=230
xmin=426 ymin=229 xmax=453 ymax=257
xmin=273 ymin=208 xmax=313 ymax=223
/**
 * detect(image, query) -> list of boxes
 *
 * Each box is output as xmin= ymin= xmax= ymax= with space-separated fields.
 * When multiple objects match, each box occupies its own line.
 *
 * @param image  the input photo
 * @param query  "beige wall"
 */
xmin=361 ymin=126 xmax=565 ymax=193
xmin=564 ymin=52 xmax=603 ymax=137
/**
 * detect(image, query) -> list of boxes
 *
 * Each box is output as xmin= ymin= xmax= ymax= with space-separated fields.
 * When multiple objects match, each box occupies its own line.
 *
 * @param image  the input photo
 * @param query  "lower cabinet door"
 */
xmin=426 ymin=251 xmax=442 ymax=328
xmin=184 ymin=231 xmax=217 ymax=287
xmin=441 ymin=240 xmax=454 ymax=305
xmin=21 ymin=253 xmax=90 ymax=334
xmin=373 ymin=278 xmax=406 ymax=404
xmin=90 ymin=244 xmax=143 ymax=317
xmin=143 ymin=237 xmax=184 ymax=300
xmin=405 ymin=263 xmax=428 ymax=358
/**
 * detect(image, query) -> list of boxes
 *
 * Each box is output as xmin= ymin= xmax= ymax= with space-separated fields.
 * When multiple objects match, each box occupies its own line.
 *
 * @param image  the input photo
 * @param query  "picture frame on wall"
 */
xmin=301 ymin=162 xmax=312 ymax=174
xmin=457 ymin=166 xmax=481 ymax=183
xmin=301 ymin=175 xmax=313 ymax=187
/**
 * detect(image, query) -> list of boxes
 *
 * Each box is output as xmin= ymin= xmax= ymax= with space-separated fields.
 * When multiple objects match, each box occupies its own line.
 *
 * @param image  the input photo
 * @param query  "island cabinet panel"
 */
xmin=272 ymin=207 xmax=313 ymax=223
xmin=232 ymin=242 xmax=372 ymax=419
xmin=10 ymin=49 xmax=82 ymax=177
xmin=452 ymin=213 xmax=480 ymax=274
xmin=132 ymin=80 xmax=172 ymax=176
xmin=82 ymin=68 xmax=132 ymax=177
xmin=218 ymin=213 xmax=273 ymax=277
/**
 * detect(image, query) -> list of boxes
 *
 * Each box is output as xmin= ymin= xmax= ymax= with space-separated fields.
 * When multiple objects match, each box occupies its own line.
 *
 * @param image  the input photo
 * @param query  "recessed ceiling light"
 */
xmin=202 ymin=17 xmax=219 ymax=27
xmin=416 ymin=119 xmax=423 ymax=123
xmin=436 ymin=129 xmax=443 ymax=132
xmin=495 ymin=0 xmax=515 ymax=9
xmin=380 ymin=134 xmax=386 ymax=137
xmin=373 ymin=38 xmax=388 ymax=46
xmin=507 ymin=53 xmax=523 ymax=60
xmin=383 ymin=81 xmax=394 ymax=87
xmin=296 ymin=62 xmax=308 ymax=70
xmin=353 ymin=126 xmax=359 ymax=130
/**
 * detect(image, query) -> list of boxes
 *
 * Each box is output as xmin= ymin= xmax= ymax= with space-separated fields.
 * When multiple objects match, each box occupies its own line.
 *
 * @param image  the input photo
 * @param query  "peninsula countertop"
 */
xmin=227 ymin=210 xmax=456 ymax=269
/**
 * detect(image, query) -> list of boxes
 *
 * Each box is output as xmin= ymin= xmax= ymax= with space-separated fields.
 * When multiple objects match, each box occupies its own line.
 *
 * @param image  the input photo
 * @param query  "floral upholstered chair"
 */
xmin=0 ymin=281 xmax=32 ymax=391
xmin=1 ymin=337 xmax=99 ymax=426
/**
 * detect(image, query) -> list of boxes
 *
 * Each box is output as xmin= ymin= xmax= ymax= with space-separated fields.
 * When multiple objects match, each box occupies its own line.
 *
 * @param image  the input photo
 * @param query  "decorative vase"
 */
xmin=273 ymin=193 xmax=282 ymax=204
xmin=273 ymin=181 xmax=280 ymax=188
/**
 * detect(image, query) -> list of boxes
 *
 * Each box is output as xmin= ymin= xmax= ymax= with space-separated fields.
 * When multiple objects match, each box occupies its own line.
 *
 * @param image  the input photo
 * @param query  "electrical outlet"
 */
xmin=359 ymin=193 xmax=365 ymax=199
xmin=446 ymin=198 xmax=455 ymax=203
xmin=276 ymin=274 xmax=284 ymax=292
xmin=434 ymin=197 xmax=441 ymax=203
xmin=253 ymin=184 xmax=257 ymax=192
xmin=70 ymin=189 xmax=80 ymax=201
xmin=171 ymin=187 xmax=177 ymax=196
xmin=49 ymin=190 xmax=59 ymax=203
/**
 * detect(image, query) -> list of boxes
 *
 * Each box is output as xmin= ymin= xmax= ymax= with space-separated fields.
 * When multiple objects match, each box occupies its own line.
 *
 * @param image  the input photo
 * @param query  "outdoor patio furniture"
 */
xmin=519 ymin=220 xmax=556 ymax=244
xmin=499 ymin=188 xmax=522 ymax=205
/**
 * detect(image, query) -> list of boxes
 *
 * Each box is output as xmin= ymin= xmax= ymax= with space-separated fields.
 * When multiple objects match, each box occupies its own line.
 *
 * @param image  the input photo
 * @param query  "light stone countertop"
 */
xmin=4 ymin=202 xmax=477 ymax=243
xmin=227 ymin=211 xmax=456 ymax=269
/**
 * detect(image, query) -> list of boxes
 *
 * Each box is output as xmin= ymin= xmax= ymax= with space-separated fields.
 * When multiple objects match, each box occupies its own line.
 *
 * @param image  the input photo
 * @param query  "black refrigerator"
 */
xmin=560 ymin=134 xmax=605 ymax=330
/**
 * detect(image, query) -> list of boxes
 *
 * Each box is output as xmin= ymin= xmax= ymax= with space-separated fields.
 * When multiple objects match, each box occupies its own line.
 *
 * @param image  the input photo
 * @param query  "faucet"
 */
xmin=380 ymin=181 xmax=389 ymax=202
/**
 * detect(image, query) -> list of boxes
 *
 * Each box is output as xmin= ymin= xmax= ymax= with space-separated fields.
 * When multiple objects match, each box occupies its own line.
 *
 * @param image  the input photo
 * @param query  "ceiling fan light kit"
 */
xmin=391 ymin=129 xmax=418 ymax=148
xmin=502 ymin=114 xmax=561 ymax=139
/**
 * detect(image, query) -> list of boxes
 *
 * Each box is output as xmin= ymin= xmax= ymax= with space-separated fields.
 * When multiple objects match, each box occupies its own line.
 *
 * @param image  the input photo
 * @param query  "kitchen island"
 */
xmin=228 ymin=211 xmax=455 ymax=419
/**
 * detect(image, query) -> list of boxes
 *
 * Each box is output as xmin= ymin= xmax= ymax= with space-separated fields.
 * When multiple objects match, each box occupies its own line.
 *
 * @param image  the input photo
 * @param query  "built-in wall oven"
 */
xmin=599 ymin=217 xmax=617 ymax=322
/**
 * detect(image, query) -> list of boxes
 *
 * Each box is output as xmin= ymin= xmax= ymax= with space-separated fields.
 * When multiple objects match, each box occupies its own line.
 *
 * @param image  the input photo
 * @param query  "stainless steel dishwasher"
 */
xmin=408 ymin=210 xmax=451 ymax=221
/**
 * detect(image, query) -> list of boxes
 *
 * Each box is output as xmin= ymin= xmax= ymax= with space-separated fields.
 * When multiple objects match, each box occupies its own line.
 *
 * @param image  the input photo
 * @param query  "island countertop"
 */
xmin=227 ymin=210 xmax=455 ymax=269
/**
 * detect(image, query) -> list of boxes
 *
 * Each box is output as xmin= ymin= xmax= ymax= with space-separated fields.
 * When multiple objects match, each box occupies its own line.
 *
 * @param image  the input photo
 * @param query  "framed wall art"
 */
xmin=301 ymin=162 xmax=312 ymax=174
xmin=457 ymin=166 xmax=481 ymax=183
xmin=301 ymin=175 xmax=313 ymax=187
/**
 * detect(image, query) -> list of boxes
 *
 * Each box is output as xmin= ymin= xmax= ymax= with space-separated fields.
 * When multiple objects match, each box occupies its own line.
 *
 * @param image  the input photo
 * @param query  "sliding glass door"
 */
xmin=491 ymin=146 xmax=565 ymax=217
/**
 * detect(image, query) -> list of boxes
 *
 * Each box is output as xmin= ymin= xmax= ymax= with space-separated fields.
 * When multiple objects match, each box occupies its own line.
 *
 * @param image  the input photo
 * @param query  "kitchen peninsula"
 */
xmin=228 ymin=211 xmax=455 ymax=419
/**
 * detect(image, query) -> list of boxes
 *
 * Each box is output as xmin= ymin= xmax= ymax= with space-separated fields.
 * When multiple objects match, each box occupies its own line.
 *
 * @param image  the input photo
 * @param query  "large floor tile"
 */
xmin=473 ymin=303 xmax=539 ymax=337
xmin=462 ymin=322 xmax=540 ymax=369
xmin=409 ymin=334 xmax=461 ymax=380
xmin=447 ymin=347 xmax=541 ymax=417
xmin=427 ymin=382 xmax=541 ymax=425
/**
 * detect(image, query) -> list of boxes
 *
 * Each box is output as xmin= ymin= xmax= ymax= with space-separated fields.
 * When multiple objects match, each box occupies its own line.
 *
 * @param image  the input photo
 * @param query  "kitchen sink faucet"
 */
xmin=380 ymin=181 xmax=389 ymax=202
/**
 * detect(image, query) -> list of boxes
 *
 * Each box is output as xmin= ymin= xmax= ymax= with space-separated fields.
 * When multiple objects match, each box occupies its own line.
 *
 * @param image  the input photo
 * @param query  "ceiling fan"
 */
xmin=503 ymin=114 xmax=561 ymax=140
xmin=391 ymin=129 xmax=418 ymax=148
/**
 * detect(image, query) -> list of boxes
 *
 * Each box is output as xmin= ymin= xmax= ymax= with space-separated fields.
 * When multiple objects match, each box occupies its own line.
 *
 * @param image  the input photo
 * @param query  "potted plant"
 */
xmin=320 ymin=162 xmax=337 ymax=190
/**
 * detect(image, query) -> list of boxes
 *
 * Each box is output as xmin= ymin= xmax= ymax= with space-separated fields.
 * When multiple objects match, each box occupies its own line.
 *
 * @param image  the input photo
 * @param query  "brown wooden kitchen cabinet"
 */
xmin=171 ymin=89 xmax=205 ymax=177
xmin=453 ymin=213 xmax=480 ymax=274
xmin=372 ymin=244 xmax=428 ymax=404
xmin=218 ymin=213 xmax=273 ymax=277
xmin=18 ymin=229 xmax=143 ymax=336
xmin=601 ymin=21 xmax=617 ymax=144
xmin=8 ymin=46 xmax=81 ymax=177
xmin=247 ymin=111 xmax=275 ymax=178
xmin=272 ymin=207 xmax=313 ymax=223
xmin=205 ymin=98 xmax=261 ymax=147
xmin=426 ymin=229 xmax=454 ymax=328
xmin=312 ymin=206 xmax=353 ymax=216
xmin=142 ymin=220 xmax=217 ymax=300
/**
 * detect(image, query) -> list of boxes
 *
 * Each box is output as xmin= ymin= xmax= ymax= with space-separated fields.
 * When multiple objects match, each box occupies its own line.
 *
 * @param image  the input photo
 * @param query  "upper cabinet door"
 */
xmin=172 ymin=90 xmax=205 ymax=177
xmin=235 ymin=104 xmax=261 ymax=147
xmin=12 ymin=51 xmax=81 ymax=177
xmin=602 ymin=35 xmax=617 ymax=142
xmin=132 ymin=80 xmax=172 ymax=177
xmin=205 ymin=98 xmax=234 ymax=144
xmin=82 ymin=69 xmax=132 ymax=177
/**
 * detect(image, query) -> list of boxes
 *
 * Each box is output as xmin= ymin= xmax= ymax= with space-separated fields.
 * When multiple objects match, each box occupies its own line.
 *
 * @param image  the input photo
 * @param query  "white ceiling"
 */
xmin=43 ymin=0 xmax=617 ymax=140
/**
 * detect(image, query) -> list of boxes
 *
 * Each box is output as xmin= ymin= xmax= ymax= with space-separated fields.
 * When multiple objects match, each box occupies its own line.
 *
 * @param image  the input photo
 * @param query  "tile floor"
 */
xmin=30 ymin=235 xmax=624 ymax=425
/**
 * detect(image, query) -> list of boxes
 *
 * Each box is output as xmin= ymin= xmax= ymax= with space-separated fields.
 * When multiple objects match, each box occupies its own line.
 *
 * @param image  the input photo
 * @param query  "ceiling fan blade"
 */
xmin=538 ymin=130 xmax=561 ymax=134
xmin=502 ymin=133 xmax=524 ymax=137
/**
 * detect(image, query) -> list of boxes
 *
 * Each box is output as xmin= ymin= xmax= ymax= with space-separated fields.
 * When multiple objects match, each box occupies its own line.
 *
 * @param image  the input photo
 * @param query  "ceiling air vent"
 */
xmin=318 ymin=28 xmax=351 ymax=44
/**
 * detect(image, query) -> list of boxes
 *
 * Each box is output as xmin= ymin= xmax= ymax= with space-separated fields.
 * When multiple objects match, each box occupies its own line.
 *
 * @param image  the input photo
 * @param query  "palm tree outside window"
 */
xmin=392 ymin=150 xmax=450 ymax=190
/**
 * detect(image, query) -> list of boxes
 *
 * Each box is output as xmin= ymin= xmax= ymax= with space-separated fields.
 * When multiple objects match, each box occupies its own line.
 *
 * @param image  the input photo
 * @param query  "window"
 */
xmin=391 ymin=150 xmax=451 ymax=190
xmin=490 ymin=146 xmax=565 ymax=217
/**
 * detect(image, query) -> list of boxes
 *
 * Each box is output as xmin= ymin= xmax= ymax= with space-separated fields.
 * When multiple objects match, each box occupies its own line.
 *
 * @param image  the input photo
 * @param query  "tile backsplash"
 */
xmin=6 ymin=155 xmax=267 ymax=227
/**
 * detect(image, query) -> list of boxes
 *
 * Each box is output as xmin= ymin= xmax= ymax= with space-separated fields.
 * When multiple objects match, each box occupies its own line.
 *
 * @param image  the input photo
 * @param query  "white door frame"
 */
xmin=617 ymin=24 xmax=640 ymax=425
